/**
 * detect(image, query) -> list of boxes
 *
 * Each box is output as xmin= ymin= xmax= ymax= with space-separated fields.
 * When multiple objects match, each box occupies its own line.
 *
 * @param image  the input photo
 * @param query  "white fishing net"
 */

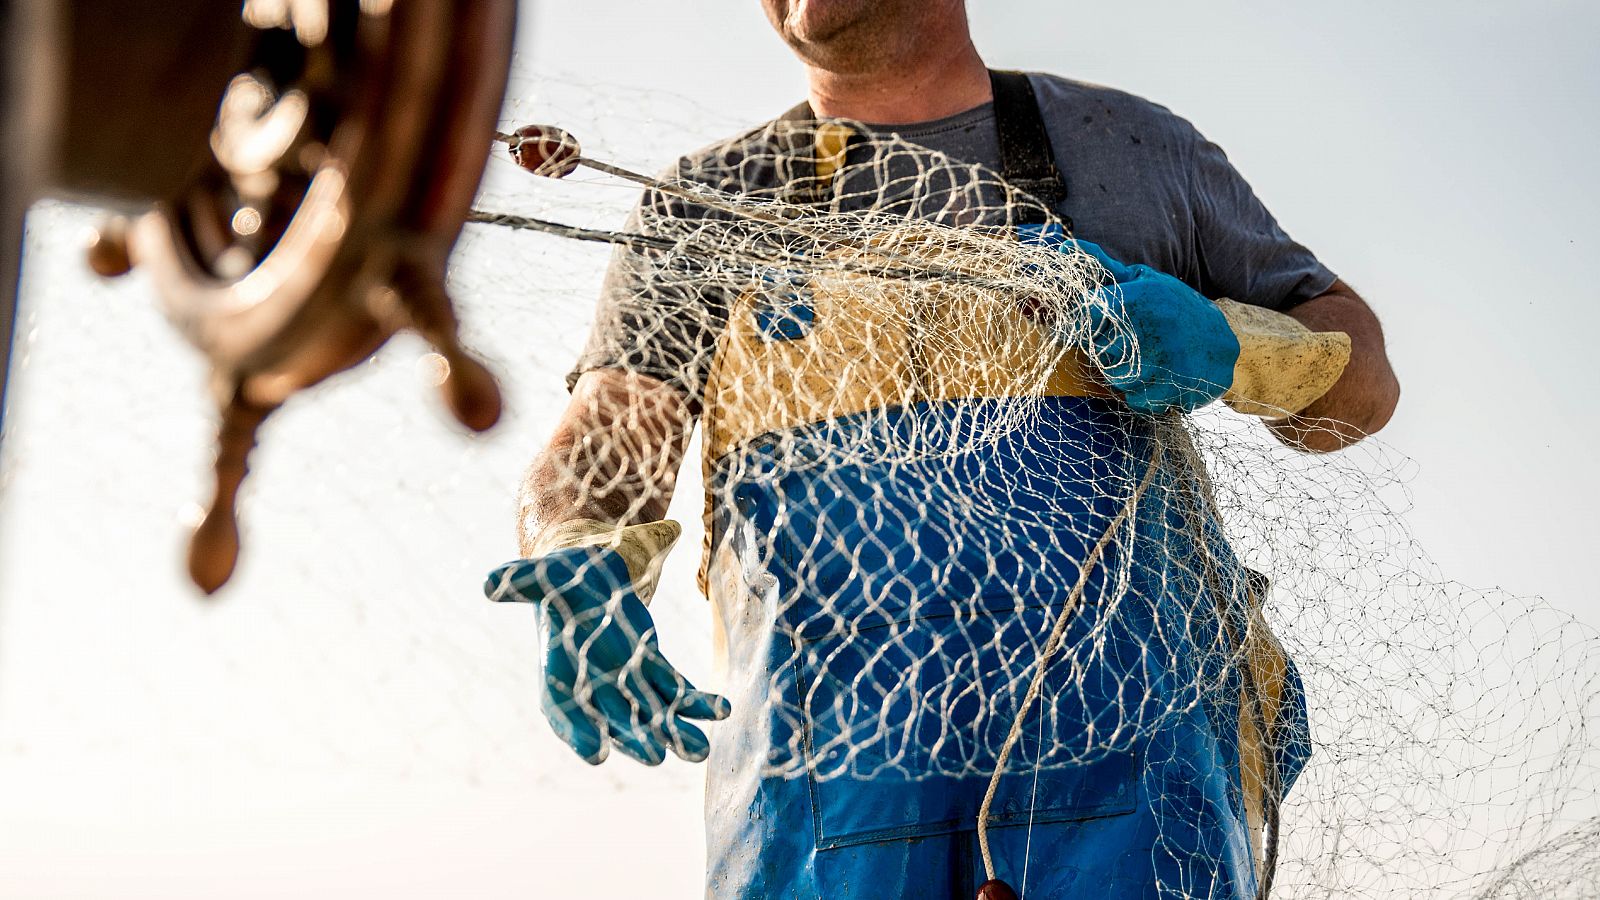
xmin=1 ymin=72 xmax=1596 ymax=899
xmin=471 ymin=90 xmax=1600 ymax=897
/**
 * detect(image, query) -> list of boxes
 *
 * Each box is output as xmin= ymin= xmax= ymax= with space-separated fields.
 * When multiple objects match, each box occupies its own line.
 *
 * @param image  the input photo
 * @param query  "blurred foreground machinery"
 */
xmin=0 ymin=0 xmax=516 ymax=590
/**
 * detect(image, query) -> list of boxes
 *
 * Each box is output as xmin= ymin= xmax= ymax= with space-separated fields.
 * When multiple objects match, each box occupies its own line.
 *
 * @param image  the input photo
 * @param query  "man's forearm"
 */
xmin=1268 ymin=280 xmax=1400 ymax=453
xmin=517 ymin=369 xmax=693 ymax=556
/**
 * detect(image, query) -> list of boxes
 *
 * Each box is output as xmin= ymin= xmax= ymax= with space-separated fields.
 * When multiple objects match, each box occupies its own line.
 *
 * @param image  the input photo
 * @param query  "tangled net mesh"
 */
xmin=0 ymin=72 xmax=1595 ymax=898
xmin=476 ymin=89 xmax=1600 ymax=897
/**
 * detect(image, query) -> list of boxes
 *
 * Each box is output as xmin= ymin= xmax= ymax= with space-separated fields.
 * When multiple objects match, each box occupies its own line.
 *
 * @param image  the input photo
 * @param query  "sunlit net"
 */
xmin=473 ymin=79 xmax=1600 ymax=898
xmin=2 ymin=70 xmax=1596 ymax=899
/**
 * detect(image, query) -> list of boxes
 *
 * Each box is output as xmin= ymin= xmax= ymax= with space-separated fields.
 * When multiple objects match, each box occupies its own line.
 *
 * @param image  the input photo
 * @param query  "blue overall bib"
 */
xmin=699 ymin=396 xmax=1310 ymax=899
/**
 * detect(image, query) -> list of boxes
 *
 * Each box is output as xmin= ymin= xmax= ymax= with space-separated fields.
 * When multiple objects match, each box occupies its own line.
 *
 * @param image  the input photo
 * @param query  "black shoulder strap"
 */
xmin=988 ymin=69 xmax=1068 ymax=214
xmin=779 ymin=100 xmax=814 ymax=123
xmin=774 ymin=71 xmax=1069 ymax=220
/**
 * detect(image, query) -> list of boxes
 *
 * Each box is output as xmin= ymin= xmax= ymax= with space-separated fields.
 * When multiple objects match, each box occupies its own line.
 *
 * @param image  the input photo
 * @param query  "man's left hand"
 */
xmin=1024 ymin=225 xmax=1240 ymax=415
xmin=1074 ymin=240 xmax=1242 ymax=414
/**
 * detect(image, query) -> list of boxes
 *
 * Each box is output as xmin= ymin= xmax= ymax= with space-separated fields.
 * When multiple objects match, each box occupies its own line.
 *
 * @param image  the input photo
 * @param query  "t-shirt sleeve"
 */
xmin=565 ymin=186 xmax=727 ymax=416
xmin=1186 ymin=129 xmax=1337 ymax=311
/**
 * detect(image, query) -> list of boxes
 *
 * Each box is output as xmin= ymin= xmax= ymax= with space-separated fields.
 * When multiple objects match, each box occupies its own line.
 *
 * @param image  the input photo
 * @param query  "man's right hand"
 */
xmin=485 ymin=547 xmax=730 ymax=765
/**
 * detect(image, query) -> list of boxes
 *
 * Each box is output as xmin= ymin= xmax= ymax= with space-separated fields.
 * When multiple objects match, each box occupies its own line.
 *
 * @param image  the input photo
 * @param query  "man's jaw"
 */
xmin=782 ymin=0 xmax=873 ymax=45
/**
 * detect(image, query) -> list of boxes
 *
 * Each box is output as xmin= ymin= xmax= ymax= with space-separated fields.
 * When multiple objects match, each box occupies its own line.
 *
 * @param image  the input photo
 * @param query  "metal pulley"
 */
xmin=48 ymin=0 xmax=516 ymax=592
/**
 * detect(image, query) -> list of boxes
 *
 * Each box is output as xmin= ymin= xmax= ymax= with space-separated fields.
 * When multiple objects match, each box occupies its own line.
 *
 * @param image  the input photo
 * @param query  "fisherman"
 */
xmin=487 ymin=2 xmax=1400 ymax=897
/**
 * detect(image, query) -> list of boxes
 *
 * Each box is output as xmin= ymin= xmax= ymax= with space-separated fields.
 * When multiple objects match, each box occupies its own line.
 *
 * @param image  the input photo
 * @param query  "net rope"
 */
xmin=976 ymin=426 xmax=1165 ymax=881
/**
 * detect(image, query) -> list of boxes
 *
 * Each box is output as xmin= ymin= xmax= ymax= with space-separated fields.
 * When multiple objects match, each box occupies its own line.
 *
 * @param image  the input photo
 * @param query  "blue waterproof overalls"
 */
xmin=691 ymin=72 xmax=1310 ymax=900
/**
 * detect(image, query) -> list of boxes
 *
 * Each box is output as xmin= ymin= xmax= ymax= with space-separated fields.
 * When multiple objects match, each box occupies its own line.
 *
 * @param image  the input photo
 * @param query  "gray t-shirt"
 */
xmin=569 ymin=73 xmax=1337 ymax=412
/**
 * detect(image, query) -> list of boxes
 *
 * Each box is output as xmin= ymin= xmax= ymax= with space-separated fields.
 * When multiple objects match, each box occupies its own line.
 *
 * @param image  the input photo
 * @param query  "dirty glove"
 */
xmin=1021 ymin=222 xmax=1240 ymax=414
xmin=485 ymin=519 xmax=730 ymax=765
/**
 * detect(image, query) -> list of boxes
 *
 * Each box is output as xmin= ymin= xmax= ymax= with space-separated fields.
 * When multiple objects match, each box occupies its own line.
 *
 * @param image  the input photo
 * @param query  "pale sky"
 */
xmin=1 ymin=2 xmax=1596 ymax=898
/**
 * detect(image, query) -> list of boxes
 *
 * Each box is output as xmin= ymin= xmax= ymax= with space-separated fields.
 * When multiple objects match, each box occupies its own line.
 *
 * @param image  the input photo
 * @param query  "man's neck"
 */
xmin=804 ymin=39 xmax=990 ymax=126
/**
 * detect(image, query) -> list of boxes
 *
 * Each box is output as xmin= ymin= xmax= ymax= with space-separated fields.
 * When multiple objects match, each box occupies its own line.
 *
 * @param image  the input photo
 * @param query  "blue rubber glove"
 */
xmin=1020 ymin=222 xmax=1240 ymax=414
xmin=485 ymin=547 xmax=730 ymax=765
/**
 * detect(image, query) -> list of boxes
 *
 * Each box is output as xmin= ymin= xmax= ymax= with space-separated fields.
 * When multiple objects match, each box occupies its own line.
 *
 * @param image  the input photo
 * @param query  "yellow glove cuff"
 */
xmin=527 ymin=518 xmax=682 ymax=605
xmin=1215 ymin=298 xmax=1352 ymax=418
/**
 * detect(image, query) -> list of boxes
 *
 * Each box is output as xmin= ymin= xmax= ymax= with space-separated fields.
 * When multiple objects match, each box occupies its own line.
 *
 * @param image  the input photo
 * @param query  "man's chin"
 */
xmin=783 ymin=0 xmax=873 ymax=46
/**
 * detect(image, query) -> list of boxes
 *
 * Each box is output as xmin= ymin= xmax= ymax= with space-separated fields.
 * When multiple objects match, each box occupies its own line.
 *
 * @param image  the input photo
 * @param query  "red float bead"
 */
xmin=86 ymin=217 xmax=133 ymax=277
xmin=506 ymin=124 xmax=582 ymax=178
xmin=976 ymin=879 xmax=1019 ymax=900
